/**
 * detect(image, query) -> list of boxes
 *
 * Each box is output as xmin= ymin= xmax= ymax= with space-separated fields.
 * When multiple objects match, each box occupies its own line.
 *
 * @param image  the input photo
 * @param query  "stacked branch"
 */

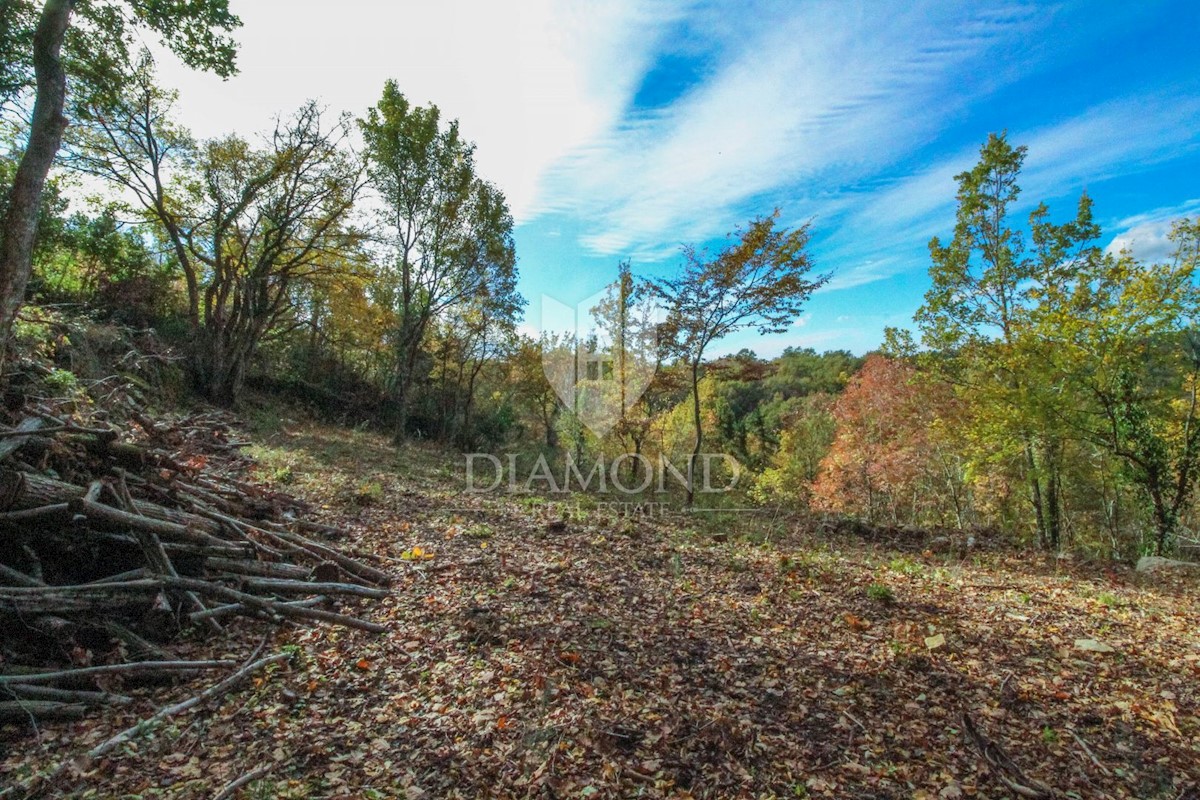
xmin=0 ymin=409 xmax=392 ymax=724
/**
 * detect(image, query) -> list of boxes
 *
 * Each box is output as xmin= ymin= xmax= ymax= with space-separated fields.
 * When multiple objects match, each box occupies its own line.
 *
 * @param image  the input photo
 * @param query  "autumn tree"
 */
xmin=915 ymin=132 xmax=1100 ymax=550
xmin=359 ymin=81 xmax=517 ymax=436
xmin=812 ymin=355 xmax=966 ymax=525
xmin=509 ymin=335 xmax=564 ymax=449
xmin=752 ymin=392 xmax=837 ymax=506
xmin=651 ymin=212 xmax=828 ymax=504
xmin=71 ymin=60 xmax=364 ymax=403
xmin=0 ymin=0 xmax=239 ymax=370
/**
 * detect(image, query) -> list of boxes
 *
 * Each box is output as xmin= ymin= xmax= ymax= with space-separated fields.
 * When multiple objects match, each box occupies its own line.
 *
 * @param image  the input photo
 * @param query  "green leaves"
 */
xmin=359 ymin=80 xmax=519 ymax=425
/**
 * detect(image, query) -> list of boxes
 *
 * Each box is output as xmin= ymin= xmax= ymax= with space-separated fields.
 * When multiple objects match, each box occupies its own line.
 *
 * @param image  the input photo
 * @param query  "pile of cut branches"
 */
xmin=0 ymin=404 xmax=390 ymax=725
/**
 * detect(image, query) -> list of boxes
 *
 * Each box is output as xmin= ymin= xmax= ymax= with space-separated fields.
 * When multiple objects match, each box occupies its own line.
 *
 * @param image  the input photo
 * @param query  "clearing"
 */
xmin=3 ymin=411 xmax=1198 ymax=799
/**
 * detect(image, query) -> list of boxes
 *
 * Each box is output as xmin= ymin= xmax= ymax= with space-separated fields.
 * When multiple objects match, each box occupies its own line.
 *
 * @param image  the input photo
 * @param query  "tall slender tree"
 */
xmin=359 ymin=81 xmax=517 ymax=436
xmin=651 ymin=212 xmax=828 ymax=505
xmin=916 ymin=132 xmax=1100 ymax=550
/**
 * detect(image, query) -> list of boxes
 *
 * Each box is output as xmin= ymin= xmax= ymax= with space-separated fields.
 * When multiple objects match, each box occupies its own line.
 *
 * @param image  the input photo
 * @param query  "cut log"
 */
xmin=69 ymin=497 xmax=226 ymax=547
xmin=235 ymin=577 xmax=390 ymax=599
xmin=190 ymin=596 xmax=326 ymax=624
xmin=0 ymin=700 xmax=87 ymax=722
xmin=0 ymin=417 xmax=44 ymax=460
xmin=0 ymin=579 xmax=160 ymax=614
xmin=0 ymin=469 xmax=83 ymax=511
xmin=204 ymin=557 xmax=311 ymax=580
xmin=260 ymin=524 xmax=391 ymax=586
xmin=164 ymin=575 xmax=388 ymax=633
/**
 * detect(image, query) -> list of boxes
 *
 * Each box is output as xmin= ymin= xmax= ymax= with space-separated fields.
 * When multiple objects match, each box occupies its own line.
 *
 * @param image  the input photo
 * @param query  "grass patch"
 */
xmin=867 ymin=582 xmax=897 ymax=605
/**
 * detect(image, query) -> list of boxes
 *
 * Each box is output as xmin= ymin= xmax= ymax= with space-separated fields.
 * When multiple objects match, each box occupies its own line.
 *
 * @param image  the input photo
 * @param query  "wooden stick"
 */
xmin=0 ymin=699 xmax=87 ymax=722
xmin=0 ymin=563 xmax=43 ymax=587
xmin=1067 ymin=727 xmax=1111 ymax=776
xmin=0 ymin=659 xmax=236 ymax=685
xmin=86 ymin=652 xmax=290 ymax=760
xmin=164 ymin=576 xmax=387 ymax=633
xmin=113 ymin=473 xmax=218 ymax=632
xmin=189 ymin=596 xmax=326 ymax=623
xmin=29 ymin=653 xmax=289 ymax=798
xmin=259 ymin=524 xmax=391 ymax=586
xmin=3 ymin=683 xmax=133 ymax=706
xmin=235 ymin=577 xmax=389 ymax=599
xmin=71 ymin=497 xmax=225 ymax=547
xmin=212 ymin=766 xmax=273 ymax=800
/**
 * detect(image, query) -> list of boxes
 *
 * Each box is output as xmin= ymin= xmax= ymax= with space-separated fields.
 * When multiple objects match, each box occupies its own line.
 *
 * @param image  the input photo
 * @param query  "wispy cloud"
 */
xmin=533 ymin=1 xmax=1060 ymax=257
xmin=815 ymin=90 xmax=1200 ymax=291
xmin=153 ymin=0 xmax=689 ymax=222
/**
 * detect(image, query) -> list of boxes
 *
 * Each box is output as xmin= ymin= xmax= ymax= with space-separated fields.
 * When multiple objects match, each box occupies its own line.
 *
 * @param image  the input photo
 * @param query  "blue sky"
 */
xmin=157 ymin=0 xmax=1200 ymax=356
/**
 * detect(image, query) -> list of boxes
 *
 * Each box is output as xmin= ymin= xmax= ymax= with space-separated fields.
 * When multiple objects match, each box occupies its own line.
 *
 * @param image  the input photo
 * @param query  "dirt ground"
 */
xmin=3 ymin=417 xmax=1198 ymax=799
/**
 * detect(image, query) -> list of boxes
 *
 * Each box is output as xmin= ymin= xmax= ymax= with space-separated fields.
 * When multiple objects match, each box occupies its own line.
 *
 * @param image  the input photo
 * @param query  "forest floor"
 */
xmin=2 ymin=407 xmax=1198 ymax=800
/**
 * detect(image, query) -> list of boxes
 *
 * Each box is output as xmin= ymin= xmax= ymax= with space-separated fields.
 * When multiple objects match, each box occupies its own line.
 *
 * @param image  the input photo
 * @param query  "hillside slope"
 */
xmin=4 ymin=411 xmax=1198 ymax=799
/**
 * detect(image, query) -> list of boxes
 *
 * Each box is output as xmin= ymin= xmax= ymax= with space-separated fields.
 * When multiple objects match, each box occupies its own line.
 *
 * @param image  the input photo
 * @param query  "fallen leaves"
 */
xmin=843 ymin=612 xmax=872 ymax=631
xmin=7 ymin=420 xmax=1198 ymax=800
xmin=400 ymin=545 xmax=434 ymax=561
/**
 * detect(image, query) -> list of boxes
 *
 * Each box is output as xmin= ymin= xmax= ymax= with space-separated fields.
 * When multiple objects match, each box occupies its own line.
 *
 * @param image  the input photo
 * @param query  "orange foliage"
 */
xmin=812 ymin=355 xmax=960 ymax=524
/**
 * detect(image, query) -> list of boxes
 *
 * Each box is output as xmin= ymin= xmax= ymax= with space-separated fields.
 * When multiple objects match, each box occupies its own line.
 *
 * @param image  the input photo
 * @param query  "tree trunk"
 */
xmin=687 ymin=360 xmax=702 ymax=507
xmin=1023 ymin=440 xmax=1050 ymax=550
xmin=192 ymin=333 xmax=247 ymax=407
xmin=0 ymin=0 xmax=73 ymax=372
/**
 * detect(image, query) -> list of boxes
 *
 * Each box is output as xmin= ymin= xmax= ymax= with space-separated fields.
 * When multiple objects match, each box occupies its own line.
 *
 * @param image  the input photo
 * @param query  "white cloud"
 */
xmin=152 ymin=0 xmax=686 ymax=222
xmin=146 ymin=0 xmax=1200 ymax=301
xmin=1106 ymin=199 xmax=1200 ymax=262
xmin=536 ymin=1 xmax=1059 ymax=257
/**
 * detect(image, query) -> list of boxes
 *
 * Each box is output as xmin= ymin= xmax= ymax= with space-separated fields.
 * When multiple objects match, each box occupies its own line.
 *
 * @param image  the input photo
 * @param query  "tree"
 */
xmin=651 ymin=212 xmax=828 ymax=504
xmin=509 ymin=335 xmax=565 ymax=449
xmin=915 ymin=132 xmax=1100 ymax=550
xmin=0 ymin=0 xmax=239 ymax=371
xmin=430 ymin=260 xmax=523 ymax=445
xmin=72 ymin=61 xmax=364 ymax=403
xmin=1035 ymin=220 xmax=1200 ymax=554
xmin=812 ymin=354 xmax=967 ymax=525
xmin=752 ymin=391 xmax=836 ymax=507
xmin=359 ymin=81 xmax=517 ymax=436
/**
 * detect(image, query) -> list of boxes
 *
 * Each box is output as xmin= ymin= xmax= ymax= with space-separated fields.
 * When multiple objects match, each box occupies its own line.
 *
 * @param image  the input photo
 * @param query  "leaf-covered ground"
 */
xmin=3 ymin=414 xmax=1198 ymax=799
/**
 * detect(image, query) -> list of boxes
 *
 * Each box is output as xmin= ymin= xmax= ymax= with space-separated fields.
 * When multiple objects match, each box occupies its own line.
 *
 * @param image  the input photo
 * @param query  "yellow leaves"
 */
xmin=401 ymin=545 xmax=434 ymax=561
xmin=1144 ymin=704 xmax=1182 ymax=737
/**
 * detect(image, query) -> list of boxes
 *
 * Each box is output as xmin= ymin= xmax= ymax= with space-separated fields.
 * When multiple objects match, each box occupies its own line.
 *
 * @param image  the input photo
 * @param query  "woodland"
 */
xmin=0 ymin=2 xmax=1197 ymax=799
